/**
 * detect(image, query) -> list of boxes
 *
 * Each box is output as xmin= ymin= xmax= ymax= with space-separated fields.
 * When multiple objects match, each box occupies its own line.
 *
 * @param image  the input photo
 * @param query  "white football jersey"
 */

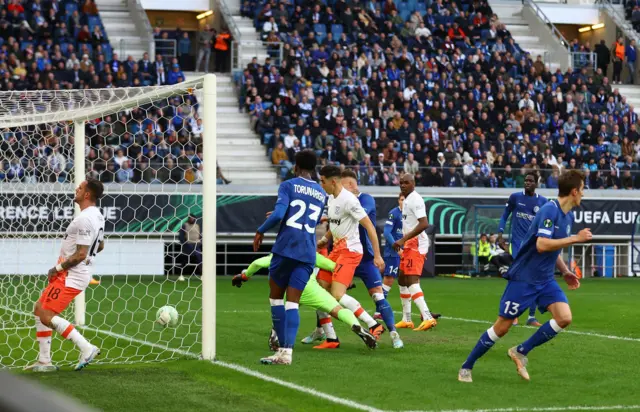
xmin=402 ymin=190 xmax=430 ymax=254
xmin=327 ymin=188 xmax=367 ymax=253
xmin=59 ymin=206 xmax=105 ymax=290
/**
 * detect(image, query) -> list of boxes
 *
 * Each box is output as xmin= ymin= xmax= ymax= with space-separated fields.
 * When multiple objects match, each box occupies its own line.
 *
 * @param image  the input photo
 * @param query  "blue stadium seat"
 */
xmin=65 ymin=2 xmax=78 ymax=15
xmin=399 ymin=9 xmax=411 ymax=22
xmin=20 ymin=41 xmax=33 ymax=51
xmin=314 ymin=23 xmax=327 ymax=35
xmin=331 ymin=24 xmax=343 ymax=38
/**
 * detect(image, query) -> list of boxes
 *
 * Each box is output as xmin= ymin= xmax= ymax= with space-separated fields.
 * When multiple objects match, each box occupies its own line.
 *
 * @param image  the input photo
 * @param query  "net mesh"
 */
xmin=0 ymin=78 xmax=209 ymax=368
xmin=460 ymin=205 xmax=510 ymax=275
xmin=633 ymin=214 xmax=640 ymax=276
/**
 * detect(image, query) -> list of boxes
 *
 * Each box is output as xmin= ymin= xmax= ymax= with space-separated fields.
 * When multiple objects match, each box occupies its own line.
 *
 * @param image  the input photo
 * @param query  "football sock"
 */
xmin=317 ymin=311 xmax=338 ymax=340
xmin=399 ymin=286 xmax=412 ymax=322
xmin=35 ymin=316 xmax=52 ymax=364
xmin=316 ymin=313 xmax=321 ymax=328
xmin=462 ymin=326 xmax=500 ymax=370
xmin=409 ymin=284 xmax=433 ymax=320
xmin=339 ymin=294 xmax=378 ymax=328
xmin=517 ymin=319 xmax=563 ymax=356
xmin=372 ymin=292 xmax=396 ymax=332
xmin=269 ymin=299 xmax=286 ymax=345
xmin=528 ymin=304 xmax=537 ymax=318
xmin=284 ymin=301 xmax=300 ymax=349
xmin=336 ymin=308 xmax=359 ymax=328
xmin=382 ymin=283 xmax=391 ymax=299
xmin=50 ymin=316 xmax=92 ymax=353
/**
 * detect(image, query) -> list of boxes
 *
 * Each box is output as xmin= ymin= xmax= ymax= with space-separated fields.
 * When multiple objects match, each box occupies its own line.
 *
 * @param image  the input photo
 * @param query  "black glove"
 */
xmin=232 ymin=273 xmax=248 ymax=288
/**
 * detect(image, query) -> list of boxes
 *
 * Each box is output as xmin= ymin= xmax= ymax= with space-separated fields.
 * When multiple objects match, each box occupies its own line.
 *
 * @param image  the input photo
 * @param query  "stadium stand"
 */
xmin=237 ymin=0 xmax=640 ymax=189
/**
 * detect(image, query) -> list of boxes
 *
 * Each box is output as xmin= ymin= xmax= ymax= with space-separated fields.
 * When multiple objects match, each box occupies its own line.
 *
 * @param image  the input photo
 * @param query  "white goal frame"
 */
xmin=0 ymin=74 xmax=217 ymax=361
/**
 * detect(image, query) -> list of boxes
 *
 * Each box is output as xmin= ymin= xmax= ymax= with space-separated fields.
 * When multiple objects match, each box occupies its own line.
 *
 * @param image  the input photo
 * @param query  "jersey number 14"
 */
xmin=286 ymin=200 xmax=321 ymax=234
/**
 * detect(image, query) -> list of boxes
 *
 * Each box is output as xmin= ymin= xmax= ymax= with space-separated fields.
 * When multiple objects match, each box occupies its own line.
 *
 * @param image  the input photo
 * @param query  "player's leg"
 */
xmin=375 ymin=256 xmax=399 ymax=320
xmin=33 ymin=282 xmax=99 ymax=371
xmin=396 ymin=271 xmax=414 ymax=328
xmin=300 ymin=269 xmax=333 ymax=344
xmin=526 ymin=303 xmax=541 ymax=326
xmin=266 ymin=254 xmax=288 ymax=349
xmin=330 ymin=253 xmax=378 ymax=329
xmin=300 ymin=275 xmax=340 ymax=348
xmin=509 ymin=283 xmax=571 ymax=380
xmin=25 ymin=310 xmax=56 ymax=372
xmin=459 ymin=280 xmax=533 ymax=382
xmin=401 ymin=250 xmax=436 ymax=331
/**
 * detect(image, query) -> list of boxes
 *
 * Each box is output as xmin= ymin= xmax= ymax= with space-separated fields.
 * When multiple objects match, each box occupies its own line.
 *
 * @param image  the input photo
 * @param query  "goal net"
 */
xmin=460 ymin=205 xmax=510 ymax=275
xmin=0 ymin=75 xmax=217 ymax=368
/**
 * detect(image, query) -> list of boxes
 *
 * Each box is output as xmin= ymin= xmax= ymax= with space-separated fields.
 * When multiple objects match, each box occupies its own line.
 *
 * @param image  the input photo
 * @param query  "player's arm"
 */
xmin=317 ymin=228 xmax=332 ymax=249
xmin=359 ymin=215 xmax=385 ymax=271
xmin=254 ymin=183 xmax=289 ymax=251
xmin=232 ymin=254 xmax=273 ymax=287
xmin=555 ymin=254 xmax=581 ymax=290
xmin=383 ymin=213 xmax=395 ymax=246
xmin=394 ymin=216 xmax=429 ymax=252
xmin=48 ymin=244 xmax=90 ymax=281
xmin=97 ymin=241 xmax=104 ymax=254
xmin=315 ymin=252 xmax=336 ymax=272
xmin=498 ymin=194 xmax=515 ymax=239
xmin=535 ymin=209 xmax=592 ymax=253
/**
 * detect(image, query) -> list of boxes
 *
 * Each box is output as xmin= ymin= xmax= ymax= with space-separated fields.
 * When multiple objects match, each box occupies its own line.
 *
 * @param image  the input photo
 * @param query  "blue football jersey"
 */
xmin=383 ymin=207 xmax=403 ymax=258
xmin=270 ymin=178 xmax=327 ymax=264
xmin=499 ymin=191 xmax=548 ymax=257
xmin=505 ymin=200 xmax=574 ymax=285
xmin=357 ymin=192 xmax=376 ymax=261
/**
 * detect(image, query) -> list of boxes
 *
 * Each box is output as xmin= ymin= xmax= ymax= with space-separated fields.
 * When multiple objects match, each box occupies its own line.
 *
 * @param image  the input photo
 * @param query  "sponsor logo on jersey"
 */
xmin=329 ymin=219 xmax=342 ymax=225
xmin=516 ymin=211 xmax=535 ymax=221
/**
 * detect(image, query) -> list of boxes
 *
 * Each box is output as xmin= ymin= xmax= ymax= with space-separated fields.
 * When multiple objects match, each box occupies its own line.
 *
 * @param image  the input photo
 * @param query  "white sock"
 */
xmin=317 ymin=311 xmax=337 ymax=340
xmin=51 ymin=316 xmax=92 ymax=353
xmin=409 ymin=283 xmax=432 ymax=321
xmin=382 ymin=284 xmax=391 ymax=294
xmin=35 ymin=316 xmax=52 ymax=364
xmin=399 ymin=286 xmax=412 ymax=322
xmin=487 ymin=326 xmax=500 ymax=342
xmin=339 ymin=294 xmax=377 ymax=328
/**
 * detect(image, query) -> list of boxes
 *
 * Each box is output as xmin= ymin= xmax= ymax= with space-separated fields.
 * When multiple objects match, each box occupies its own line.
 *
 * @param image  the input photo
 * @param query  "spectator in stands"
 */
xmin=627 ymin=39 xmax=637 ymax=84
xmin=612 ymin=37 xmax=625 ymax=84
xmin=214 ymin=28 xmax=231 ymax=72
xmin=196 ymin=24 xmax=213 ymax=72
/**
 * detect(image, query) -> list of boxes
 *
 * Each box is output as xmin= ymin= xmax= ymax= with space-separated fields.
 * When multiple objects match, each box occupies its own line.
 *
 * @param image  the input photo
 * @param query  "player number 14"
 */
xmin=504 ymin=301 xmax=520 ymax=316
xmin=286 ymin=200 xmax=322 ymax=234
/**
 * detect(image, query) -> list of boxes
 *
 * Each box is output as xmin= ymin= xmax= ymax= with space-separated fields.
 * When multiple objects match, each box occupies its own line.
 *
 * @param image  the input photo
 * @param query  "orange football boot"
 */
xmin=413 ymin=318 xmax=437 ymax=331
xmin=313 ymin=341 xmax=340 ymax=349
xmin=395 ymin=320 xmax=415 ymax=329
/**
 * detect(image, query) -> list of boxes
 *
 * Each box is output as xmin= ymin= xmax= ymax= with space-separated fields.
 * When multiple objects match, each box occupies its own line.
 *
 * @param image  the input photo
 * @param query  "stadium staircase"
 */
xmin=490 ymin=0 xmax=563 ymax=71
xmin=95 ymin=0 xmax=152 ymax=59
xmin=212 ymin=74 xmax=278 ymax=185
xmin=601 ymin=1 xmax=640 ymax=46
xmin=223 ymin=0 xmax=270 ymax=70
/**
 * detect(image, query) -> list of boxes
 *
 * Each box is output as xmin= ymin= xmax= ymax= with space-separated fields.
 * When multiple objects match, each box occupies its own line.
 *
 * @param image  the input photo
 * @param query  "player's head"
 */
xmin=340 ymin=169 xmax=359 ymax=194
xmin=75 ymin=178 xmax=104 ymax=205
xmin=319 ymin=165 xmax=342 ymax=195
xmin=399 ymin=174 xmax=415 ymax=197
xmin=558 ymin=169 xmax=585 ymax=206
xmin=398 ymin=193 xmax=405 ymax=209
xmin=524 ymin=172 xmax=538 ymax=194
xmin=293 ymin=149 xmax=317 ymax=176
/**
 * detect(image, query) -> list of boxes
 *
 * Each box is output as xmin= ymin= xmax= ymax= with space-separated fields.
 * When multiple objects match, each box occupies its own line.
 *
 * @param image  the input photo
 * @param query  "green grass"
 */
xmin=4 ymin=277 xmax=640 ymax=412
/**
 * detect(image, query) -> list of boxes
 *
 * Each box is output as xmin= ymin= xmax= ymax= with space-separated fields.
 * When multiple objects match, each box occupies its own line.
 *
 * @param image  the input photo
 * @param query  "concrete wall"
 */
xmin=522 ymin=4 xmax=571 ymax=68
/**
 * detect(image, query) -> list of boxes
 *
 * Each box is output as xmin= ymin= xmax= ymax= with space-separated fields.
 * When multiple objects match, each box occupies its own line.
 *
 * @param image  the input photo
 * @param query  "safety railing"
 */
xmin=600 ymin=0 xmax=640 ymax=44
xmin=213 ymin=0 xmax=241 ymax=41
xmin=571 ymin=51 xmax=597 ymax=71
xmin=568 ymin=243 xmax=634 ymax=278
xmin=231 ymin=41 xmax=284 ymax=72
xmin=523 ymin=0 xmax=571 ymax=68
xmin=155 ymin=39 xmax=177 ymax=59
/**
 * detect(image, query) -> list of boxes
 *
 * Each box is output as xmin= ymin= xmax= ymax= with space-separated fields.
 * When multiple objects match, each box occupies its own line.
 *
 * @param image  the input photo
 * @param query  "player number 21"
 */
xmin=286 ymin=200 xmax=321 ymax=234
xmin=504 ymin=301 xmax=520 ymax=316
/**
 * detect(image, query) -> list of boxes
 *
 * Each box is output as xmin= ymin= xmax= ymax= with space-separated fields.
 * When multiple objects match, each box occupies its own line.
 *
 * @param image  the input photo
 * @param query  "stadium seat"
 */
xmin=65 ymin=2 xmax=78 ymax=15
xmin=331 ymin=24 xmax=343 ymax=38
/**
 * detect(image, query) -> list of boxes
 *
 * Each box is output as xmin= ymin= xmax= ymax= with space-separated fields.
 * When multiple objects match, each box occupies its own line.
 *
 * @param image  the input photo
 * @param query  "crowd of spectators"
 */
xmin=238 ymin=0 xmax=640 ymax=189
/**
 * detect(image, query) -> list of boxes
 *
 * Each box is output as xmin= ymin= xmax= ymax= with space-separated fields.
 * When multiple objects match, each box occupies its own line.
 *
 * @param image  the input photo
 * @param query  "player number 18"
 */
xmin=286 ymin=200 xmax=322 ymax=234
xmin=503 ymin=301 xmax=520 ymax=316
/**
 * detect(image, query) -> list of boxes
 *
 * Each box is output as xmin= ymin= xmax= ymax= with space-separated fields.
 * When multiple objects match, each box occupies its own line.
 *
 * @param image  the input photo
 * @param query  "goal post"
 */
xmin=0 ymin=74 xmax=217 ymax=368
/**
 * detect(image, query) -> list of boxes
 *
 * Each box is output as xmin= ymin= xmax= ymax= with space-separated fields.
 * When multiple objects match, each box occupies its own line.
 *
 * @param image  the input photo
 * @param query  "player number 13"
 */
xmin=286 ymin=200 xmax=321 ymax=234
xmin=504 ymin=301 xmax=520 ymax=316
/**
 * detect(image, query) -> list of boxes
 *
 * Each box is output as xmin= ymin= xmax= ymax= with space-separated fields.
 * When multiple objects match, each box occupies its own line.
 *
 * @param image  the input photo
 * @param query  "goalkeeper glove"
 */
xmin=232 ymin=271 xmax=249 ymax=288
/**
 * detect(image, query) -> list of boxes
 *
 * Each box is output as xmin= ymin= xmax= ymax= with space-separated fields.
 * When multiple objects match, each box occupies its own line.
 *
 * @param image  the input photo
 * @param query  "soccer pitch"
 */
xmin=8 ymin=276 xmax=640 ymax=412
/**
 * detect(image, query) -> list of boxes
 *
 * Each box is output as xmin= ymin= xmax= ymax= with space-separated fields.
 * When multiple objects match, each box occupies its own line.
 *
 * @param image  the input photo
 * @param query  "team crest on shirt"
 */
xmin=566 ymin=225 xmax=571 ymax=235
xmin=543 ymin=219 xmax=553 ymax=228
xmin=335 ymin=206 xmax=341 ymax=215
xmin=534 ymin=206 xmax=540 ymax=213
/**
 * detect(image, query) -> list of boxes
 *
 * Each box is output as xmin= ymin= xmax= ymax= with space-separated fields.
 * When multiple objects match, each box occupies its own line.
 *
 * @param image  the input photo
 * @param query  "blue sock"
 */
xmin=373 ymin=293 xmax=396 ymax=332
xmin=270 ymin=299 xmax=285 ymax=345
xmin=461 ymin=327 xmax=500 ymax=370
xmin=284 ymin=302 xmax=300 ymax=349
xmin=528 ymin=304 xmax=537 ymax=318
xmin=517 ymin=319 xmax=562 ymax=356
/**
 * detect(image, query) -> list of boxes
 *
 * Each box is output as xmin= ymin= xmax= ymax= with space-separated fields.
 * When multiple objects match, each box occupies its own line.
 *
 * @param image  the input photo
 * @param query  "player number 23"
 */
xmin=503 ymin=301 xmax=520 ymax=316
xmin=286 ymin=200 xmax=322 ymax=234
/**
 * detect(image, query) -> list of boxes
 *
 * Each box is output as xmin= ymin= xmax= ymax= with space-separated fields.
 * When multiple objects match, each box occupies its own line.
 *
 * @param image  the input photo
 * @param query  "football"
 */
xmin=156 ymin=306 xmax=179 ymax=327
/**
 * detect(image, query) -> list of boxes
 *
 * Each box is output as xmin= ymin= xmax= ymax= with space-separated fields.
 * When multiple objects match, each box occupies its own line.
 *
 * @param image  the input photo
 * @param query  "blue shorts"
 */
xmin=499 ymin=280 xmax=568 ymax=319
xmin=383 ymin=256 xmax=401 ymax=278
xmin=269 ymin=253 xmax=314 ymax=291
xmin=354 ymin=259 xmax=383 ymax=290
